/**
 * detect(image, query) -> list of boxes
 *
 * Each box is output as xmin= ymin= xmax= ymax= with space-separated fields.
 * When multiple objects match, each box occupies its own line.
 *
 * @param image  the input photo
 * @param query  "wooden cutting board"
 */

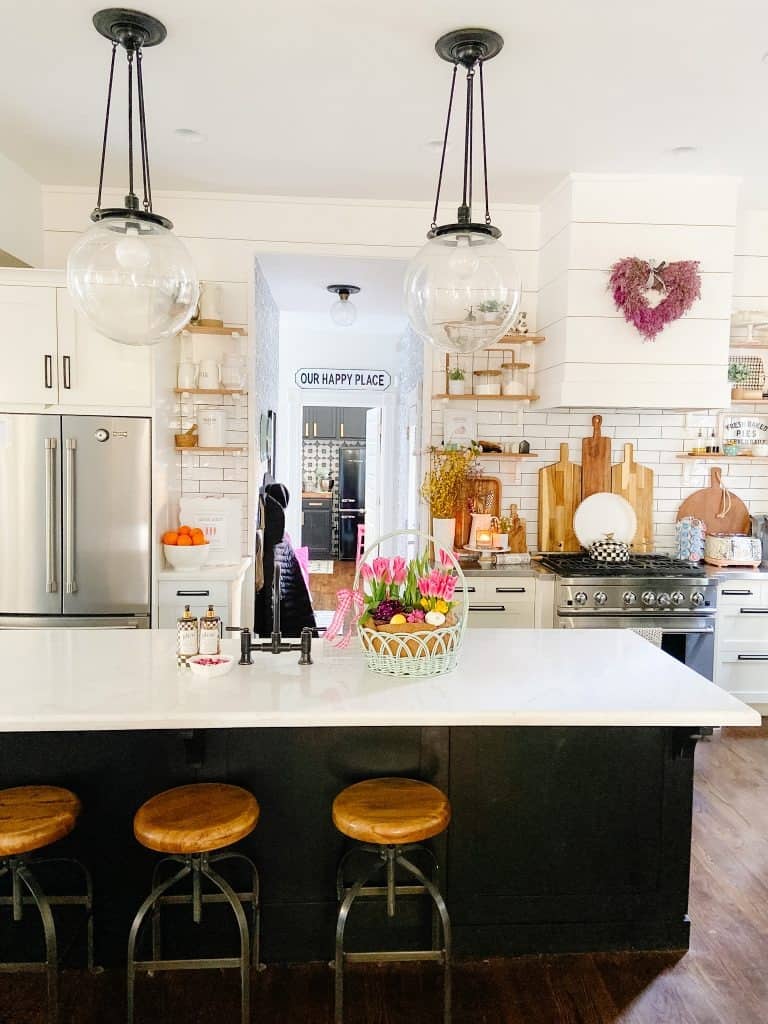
xmin=611 ymin=443 xmax=654 ymax=553
xmin=676 ymin=467 xmax=750 ymax=535
xmin=506 ymin=504 xmax=528 ymax=553
xmin=582 ymin=415 xmax=611 ymax=498
xmin=538 ymin=443 xmax=582 ymax=552
xmin=456 ymin=476 xmax=501 ymax=548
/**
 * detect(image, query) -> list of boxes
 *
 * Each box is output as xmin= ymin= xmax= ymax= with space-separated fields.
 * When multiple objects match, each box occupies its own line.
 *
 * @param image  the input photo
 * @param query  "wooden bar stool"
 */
xmin=127 ymin=783 xmax=261 ymax=1024
xmin=332 ymin=777 xmax=452 ymax=1024
xmin=0 ymin=785 xmax=94 ymax=1024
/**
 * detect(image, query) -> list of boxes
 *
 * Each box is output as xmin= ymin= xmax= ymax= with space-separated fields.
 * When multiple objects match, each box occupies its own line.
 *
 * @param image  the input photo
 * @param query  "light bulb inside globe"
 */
xmin=404 ymin=228 xmax=521 ymax=353
xmin=66 ymin=213 xmax=199 ymax=347
xmin=115 ymin=224 xmax=152 ymax=271
xmin=330 ymin=294 xmax=357 ymax=327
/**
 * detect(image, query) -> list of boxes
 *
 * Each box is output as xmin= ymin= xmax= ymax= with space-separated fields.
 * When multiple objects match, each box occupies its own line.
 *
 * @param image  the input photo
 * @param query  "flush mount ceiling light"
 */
xmin=327 ymin=285 xmax=360 ymax=327
xmin=66 ymin=8 xmax=199 ymax=347
xmin=404 ymin=28 xmax=521 ymax=354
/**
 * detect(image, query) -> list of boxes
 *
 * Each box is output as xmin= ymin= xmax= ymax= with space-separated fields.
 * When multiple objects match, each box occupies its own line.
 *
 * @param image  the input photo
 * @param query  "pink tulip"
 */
xmin=372 ymin=557 xmax=390 ymax=582
xmin=438 ymin=548 xmax=452 ymax=567
xmin=359 ymin=563 xmax=374 ymax=581
xmin=391 ymin=556 xmax=407 ymax=585
xmin=418 ymin=578 xmax=430 ymax=597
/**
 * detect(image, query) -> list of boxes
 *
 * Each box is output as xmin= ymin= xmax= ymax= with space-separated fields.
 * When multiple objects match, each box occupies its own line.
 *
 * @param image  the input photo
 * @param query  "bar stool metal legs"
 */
xmin=126 ymin=850 xmax=259 ymax=1024
xmin=0 ymin=854 xmax=95 ymax=1024
xmin=334 ymin=842 xmax=452 ymax=1024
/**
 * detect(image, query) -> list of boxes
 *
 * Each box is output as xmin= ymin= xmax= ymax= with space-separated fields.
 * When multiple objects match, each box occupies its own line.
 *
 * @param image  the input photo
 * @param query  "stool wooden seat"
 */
xmin=134 ymin=783 xmax=259 ymax=854
xmin=0 ymin=786 xmax=81 ymax=857
xmin=332 ymin=777 xmax=451 ymax=846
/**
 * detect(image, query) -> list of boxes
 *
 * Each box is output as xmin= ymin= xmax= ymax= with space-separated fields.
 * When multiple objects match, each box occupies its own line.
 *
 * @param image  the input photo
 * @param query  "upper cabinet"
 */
xmin=0 ymin=272 xmax=152 ymax=410
xmin=302 ymin=405 xmax=368 ymax=440
xmin=338 ymin=406 xmax=367 ymax=440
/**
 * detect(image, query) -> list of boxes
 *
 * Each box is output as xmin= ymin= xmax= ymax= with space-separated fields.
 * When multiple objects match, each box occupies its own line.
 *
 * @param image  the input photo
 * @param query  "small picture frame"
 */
xmin=719 ymin=412 xmax=768 ymax=446
xmin=442 ymin=408 xmax=477 ymax=448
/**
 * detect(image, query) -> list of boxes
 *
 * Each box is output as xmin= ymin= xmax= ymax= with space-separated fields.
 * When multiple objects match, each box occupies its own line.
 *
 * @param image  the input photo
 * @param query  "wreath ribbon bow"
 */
xmin=646 ymin=260 xmax=668 ymax=294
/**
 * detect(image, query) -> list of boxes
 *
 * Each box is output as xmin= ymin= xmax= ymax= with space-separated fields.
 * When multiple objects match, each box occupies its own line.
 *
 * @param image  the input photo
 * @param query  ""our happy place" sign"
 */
xmin=295 ymin=368 xmax=392 ymax=391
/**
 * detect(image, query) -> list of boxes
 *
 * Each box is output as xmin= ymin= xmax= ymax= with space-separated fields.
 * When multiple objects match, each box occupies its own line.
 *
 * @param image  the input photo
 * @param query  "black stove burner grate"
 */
xmin=539 ymin=553 xmax=707 ymax=579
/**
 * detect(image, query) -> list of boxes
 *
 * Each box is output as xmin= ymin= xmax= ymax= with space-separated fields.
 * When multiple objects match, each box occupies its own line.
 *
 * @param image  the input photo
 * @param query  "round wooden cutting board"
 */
xmin=675 ymin=467 xmax=750 ymax=535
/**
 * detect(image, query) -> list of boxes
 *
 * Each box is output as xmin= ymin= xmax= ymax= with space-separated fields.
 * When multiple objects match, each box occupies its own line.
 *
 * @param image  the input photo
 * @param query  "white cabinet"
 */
xmin=156 ymin=560 xmax=251 ymax=630
xmin=714 ymin=579 xmax=768 ymax=705
xmin=460 ymin=576 xmax=536 ymax=629
xmin=0 ymin=285 xmax=58 ymax=404
xmin=0 ymin=273 xmax=152 ymax=410
xmin=55 ymin=290 xmax=152 ymax=408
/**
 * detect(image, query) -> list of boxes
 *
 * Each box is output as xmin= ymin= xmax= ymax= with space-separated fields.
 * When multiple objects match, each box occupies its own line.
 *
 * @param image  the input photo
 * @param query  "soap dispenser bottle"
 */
xmin=199 ymin=605 xmax=221 ymax=656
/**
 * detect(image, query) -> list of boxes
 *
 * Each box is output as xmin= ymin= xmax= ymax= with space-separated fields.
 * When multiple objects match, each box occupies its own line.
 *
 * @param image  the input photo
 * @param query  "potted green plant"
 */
xmin=728 ymin=362 xmax=754 ymax=401
xmin=447 ymin=365 xmax=466 ymax=396
xmin=476 ymin=299 xmax=510 ymax=323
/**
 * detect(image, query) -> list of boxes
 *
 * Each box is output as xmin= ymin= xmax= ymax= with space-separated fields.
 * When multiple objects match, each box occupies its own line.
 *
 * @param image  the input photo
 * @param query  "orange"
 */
xmin=192 ymin=534 xmax=207 ymax=546
xmin=191 ymin=527 xmax=205 ymax=539
xmin=176 ymin=535 xmax=193 ymax=546
xmin=178 ymin=525 xmax=192 ymax=536
xmin=162 ymin=530 xmax=179 ymax=545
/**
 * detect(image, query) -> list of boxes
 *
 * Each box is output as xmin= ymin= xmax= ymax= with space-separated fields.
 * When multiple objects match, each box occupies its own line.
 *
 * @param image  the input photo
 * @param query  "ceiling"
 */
xmin=257 ymin=253 xmax=408 ymax=323
xmin=2 ymin=1 xmax=768 ymax=203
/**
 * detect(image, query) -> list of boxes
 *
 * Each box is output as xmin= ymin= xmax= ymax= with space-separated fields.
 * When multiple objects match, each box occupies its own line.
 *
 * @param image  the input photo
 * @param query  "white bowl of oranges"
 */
xmin=162 ymin=525 xmax=210 ymax=570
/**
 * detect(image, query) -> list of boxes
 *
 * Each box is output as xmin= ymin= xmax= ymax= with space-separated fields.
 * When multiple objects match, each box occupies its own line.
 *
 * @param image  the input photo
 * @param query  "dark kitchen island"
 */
xmin=0 ymin=628 xmax=757 ymax=966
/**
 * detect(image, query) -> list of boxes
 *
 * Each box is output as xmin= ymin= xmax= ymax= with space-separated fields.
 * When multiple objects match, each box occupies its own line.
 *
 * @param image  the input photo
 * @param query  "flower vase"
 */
xmin=447 ymin=378 xmax=465 ymax=396
xmin=431 ymin=517 xmax=456 ymax=557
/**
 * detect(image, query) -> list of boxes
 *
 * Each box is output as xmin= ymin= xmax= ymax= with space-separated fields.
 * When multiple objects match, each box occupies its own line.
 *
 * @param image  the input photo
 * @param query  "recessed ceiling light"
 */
xmin=670 ymin=145 xmax=698 ymax=156
xmin=174 ymin=128 xmax=205 ymax=143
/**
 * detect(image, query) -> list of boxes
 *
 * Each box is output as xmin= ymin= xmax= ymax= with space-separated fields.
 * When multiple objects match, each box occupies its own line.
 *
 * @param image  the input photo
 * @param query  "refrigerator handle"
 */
xmin=44 ymin=354 xmax=54 ymax=389
xmin=65 ymin=438 xmax=77 ymax=594
xmin=44 ymin=438 xmax=58 ymax=593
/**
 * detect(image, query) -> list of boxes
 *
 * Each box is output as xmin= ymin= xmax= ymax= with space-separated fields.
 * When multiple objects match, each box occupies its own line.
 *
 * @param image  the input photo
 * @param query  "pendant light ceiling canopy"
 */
xmin=404 ymin=28 xmax=521 ymax=354
xmin=327 ymin=284 xmax=360 ymax=327
xmin=66 ymin=8 xmax=199 ymax=347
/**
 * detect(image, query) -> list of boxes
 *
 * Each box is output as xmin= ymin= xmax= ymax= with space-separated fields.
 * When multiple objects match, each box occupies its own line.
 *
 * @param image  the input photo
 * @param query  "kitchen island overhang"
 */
xmin=0 ymin=628 xmax=758 ymax=965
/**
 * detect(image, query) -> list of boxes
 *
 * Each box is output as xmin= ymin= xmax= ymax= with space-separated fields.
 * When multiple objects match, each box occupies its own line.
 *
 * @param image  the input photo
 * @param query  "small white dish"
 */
xmin=164 ymin=543 xmax=210 ymax=570
xmin=573 ymin=493 xmax=637 ymax=548
xmin=187 ymin=654 xmax=235 ymax=679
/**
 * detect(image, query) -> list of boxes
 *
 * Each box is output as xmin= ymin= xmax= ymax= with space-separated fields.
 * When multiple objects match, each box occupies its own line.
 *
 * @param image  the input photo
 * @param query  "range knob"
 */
xmin=594 ymin=591 xmax=608 ymax=606
xmin=671 ymin=591 xmax=686 ymax=607
xmin=657 ymin=593 xmax=672 ymax=609
xmin=641 ymin=591 xmax=657 ymax=608
xmin=574 ymin=591 xmax=588 ymax=606
xmin=623 ymin=591 xmax=637 ymax=607
xmin=691 ymin=591 xmax=705 ymax=608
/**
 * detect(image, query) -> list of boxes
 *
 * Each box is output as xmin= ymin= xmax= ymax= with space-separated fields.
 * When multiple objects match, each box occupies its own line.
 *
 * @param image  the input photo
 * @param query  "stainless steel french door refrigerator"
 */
xmin=0 ymin=414 xmax=151 ymax=627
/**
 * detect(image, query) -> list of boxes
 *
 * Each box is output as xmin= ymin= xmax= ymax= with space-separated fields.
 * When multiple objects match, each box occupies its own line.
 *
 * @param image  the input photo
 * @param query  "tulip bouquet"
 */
xmin=359 ymin=549 xmax=460 ymax=631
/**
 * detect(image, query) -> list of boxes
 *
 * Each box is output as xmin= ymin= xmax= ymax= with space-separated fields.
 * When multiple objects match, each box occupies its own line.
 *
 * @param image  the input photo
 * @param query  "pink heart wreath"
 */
xmin=608 ymin=257 xmax=701 ymax=342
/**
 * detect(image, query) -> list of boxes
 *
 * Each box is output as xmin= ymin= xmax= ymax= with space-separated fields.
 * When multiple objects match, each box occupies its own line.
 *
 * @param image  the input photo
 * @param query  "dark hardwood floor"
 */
xmin=1 ymin=723 xmax=766 ymax=1023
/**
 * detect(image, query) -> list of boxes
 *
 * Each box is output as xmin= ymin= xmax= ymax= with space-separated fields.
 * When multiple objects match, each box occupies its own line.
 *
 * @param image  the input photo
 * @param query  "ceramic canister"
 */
xmin=675 ymin=516 xmax=706 ymax=562
xmin=198 ymin=358 xmax=221 ymax=390
xmin=197 ymin=406 xmax=227 ymax=447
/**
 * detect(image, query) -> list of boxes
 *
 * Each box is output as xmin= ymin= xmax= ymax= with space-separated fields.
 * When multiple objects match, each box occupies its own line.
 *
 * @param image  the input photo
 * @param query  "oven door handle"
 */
xmin=657 ymin=626 xmax=715 ymax=635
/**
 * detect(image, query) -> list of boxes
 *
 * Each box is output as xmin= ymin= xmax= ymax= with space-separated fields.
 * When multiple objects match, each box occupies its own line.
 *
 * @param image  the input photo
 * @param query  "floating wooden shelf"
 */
xmin=474 ymin=452 xmax=539 ymax=459
xmin=729 ymin=340 xmax=768 ymax=350
xmin=434 ymin=393 xmax=539 ymax=402
xmin=175 ymin=445 xmax=248 ymax=454
xmin=173 ymin=387 xmax=246 ymax=396
xmin=677 ymin=454 xmax=768 ymax=463
xmin=182 ymin=324 xmax=247 ymax=336
xmin=731 ymin=400 xmax=768 ymax=406
xmin=500 ymin=333 xmax=545 ymax=344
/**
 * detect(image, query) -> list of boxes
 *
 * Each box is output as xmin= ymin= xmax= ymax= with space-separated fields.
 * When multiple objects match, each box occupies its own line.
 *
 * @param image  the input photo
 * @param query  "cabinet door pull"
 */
xmin=723 ymin=589 xmax=753 ymax=596
xmin=340 ymin=421 xmax=345 ymax=438
xmin=496 ymin=587 xmax=526 ymax=594
xmin=304 ymin=422 xmax=309 ymax=437
xmin=469 ymin=604 xmax=506 ymax=612
xmin=308 ymin=501 xmax=324 ymax=507
xmin=313 ymin=422 xmax=317 ymax=437
xmin=62 ymin=354 xmax=72 ymax=390
xmin=737 ymin=654 xmax=768 ymax=661
xmin=176 ymin=589 xmax=210 ymax=597
xmin=455 ymin=586 xmax=477 ymax=593
xmin=739 ymin=608 xmax=768 ymax=615
xmin=44 ymin=354 xmax=53 ymax=389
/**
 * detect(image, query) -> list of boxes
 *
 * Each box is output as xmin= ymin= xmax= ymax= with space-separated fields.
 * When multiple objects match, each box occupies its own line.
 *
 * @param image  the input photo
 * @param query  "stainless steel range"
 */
xmin=538 ymin=554 xmax=717 ymax=679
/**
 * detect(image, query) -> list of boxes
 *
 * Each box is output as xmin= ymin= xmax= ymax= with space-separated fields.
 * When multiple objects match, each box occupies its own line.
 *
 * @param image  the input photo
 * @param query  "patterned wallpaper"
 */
xmin=302 ymin=437 xmax=366 ymax=556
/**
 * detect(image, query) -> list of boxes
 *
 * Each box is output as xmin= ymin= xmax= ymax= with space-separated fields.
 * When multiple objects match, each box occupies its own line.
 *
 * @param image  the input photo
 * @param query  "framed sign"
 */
xmin=295 ymin=368 xmax=391 ymax=391
xmin=719 ymin=413 xmax=768 ymax=445
xmin=443 ymin=409 xmax=477 ymax=447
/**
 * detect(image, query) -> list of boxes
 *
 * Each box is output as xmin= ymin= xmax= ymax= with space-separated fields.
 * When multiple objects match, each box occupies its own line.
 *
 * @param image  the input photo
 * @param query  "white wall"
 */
xmin=0 ymin=149 xmax=42 ymax=266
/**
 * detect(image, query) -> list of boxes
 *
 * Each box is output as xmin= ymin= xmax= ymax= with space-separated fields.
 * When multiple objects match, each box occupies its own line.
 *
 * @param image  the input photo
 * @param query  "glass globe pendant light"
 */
xmin=66 ymin=9 xmax=199 ymax=346
xmin=327 ymin=285 xmax=360 ymax=327
xmin=404 ymin=29 xmax=521 ymax=354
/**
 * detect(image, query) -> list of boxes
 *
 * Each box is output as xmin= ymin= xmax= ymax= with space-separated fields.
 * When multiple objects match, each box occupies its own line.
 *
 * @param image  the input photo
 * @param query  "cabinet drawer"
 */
xmin=158 ymin=581 xmax=229 ymax=606
xmin=718 ymin=581 xmax=768 ymax=607
xmin=465 ymin=605 xmax=535 ymax=629
xmin=718 ymin=605 xmax=768 ymax=644
xmin=457 ymin=578 xmax=534 ymax=604
xmin=716 ymin=652 xmax=768 ymax=702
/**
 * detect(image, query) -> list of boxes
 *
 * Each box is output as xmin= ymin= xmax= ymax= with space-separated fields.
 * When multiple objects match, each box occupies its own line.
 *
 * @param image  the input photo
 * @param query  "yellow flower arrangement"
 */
xmin=420 ymin=447 xmax=478 ymax=520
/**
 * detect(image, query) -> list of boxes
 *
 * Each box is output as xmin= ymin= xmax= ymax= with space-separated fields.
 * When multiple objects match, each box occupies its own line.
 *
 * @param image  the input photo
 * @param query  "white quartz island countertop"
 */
xmin=0 ymin=628 xmax=759 ymax=732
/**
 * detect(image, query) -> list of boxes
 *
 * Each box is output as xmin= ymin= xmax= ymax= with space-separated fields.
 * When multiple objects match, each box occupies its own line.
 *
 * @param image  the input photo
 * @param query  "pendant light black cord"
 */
xmin=461 ymin=67 xmax=473 ymax=212
xmin=478 ymin=60 xmax=491 ymax=225
xmin=126 ymin=50 xmax=135 ymax=202
xmin=95 ymin=42 xmax=117 ymax=211
xmin=431 ymin=64 xmax=458 ymax=231
xmin=136 ymin=49 xmax=153 ymax=212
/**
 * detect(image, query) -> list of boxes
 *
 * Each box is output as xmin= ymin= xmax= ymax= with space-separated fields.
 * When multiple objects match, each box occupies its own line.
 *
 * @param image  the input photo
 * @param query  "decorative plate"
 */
xmin=573 ymin=493 xmax=637 ymax=548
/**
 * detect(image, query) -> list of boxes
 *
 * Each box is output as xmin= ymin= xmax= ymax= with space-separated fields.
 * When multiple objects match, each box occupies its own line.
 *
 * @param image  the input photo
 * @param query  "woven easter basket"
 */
xmin=355 ymin=530 xmax=467 ymax=677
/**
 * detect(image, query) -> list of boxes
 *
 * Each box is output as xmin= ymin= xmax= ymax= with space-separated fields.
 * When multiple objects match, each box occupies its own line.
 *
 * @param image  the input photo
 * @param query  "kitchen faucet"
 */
xmin=228 ymin=563 xmax=313 ymax=665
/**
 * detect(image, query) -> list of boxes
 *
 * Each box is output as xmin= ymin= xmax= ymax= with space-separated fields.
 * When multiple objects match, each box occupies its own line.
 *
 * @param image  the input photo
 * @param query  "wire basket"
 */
xmin=354 ymin=529 xmax=468 ymax=677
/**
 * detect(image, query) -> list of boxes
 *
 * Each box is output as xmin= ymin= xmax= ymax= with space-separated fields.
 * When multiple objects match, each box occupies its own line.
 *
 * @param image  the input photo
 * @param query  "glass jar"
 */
xmin=472 ymin=369 xmax=502 ymax=396
xmin=500 ymin=362 xmax=525 ymax=396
